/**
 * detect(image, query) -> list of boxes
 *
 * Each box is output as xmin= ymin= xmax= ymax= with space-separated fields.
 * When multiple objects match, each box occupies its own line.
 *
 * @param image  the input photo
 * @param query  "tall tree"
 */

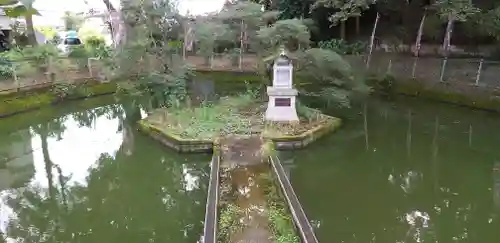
xmin=1 ymin=0 xmax=40 ymax=45
xmin=434 ymin=0 xmax=479 ymax=56
xmin=313 ymin=0 xmax=375 ymax=39
xmin=278 ymin=0 xmax=314 ymax=19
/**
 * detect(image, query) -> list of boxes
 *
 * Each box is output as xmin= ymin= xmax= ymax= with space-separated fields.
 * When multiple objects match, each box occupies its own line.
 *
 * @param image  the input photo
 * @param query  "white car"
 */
xmin=58 ymin=37 xmax=83 ymax=54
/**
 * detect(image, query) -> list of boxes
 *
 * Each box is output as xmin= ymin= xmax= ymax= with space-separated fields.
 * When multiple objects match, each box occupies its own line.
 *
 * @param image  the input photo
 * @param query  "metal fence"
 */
xmin=0 ymin=57 xmax=107 ymax=93
xmin=350 ymin=54 xmax=500 ymax=89
xmin=185 ymin=53 xmax=259 ymax=72
xmin=3 ymin=52 xmax=499 ymax=94
xmin=186 ymin=53 xmax=500 ymax=90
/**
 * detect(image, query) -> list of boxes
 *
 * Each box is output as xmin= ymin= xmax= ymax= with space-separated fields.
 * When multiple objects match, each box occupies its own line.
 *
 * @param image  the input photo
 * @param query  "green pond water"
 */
xmin=1 ymin=95 xmax=500 ymax=243
xmin=287 ymin=97 xmax=500 ymax=243
xmin=0 ymin=97 xmax=210 ymax=243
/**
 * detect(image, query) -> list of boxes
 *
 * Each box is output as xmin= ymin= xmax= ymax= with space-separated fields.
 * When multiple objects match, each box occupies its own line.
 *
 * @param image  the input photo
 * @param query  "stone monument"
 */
xmin=265 ymin=49 xmax=299 ymax=121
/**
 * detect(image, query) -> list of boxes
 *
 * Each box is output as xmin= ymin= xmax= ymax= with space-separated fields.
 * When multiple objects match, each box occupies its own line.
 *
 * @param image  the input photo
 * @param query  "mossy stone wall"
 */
xmin=367 ymin=74 xmax=500 ymax=112
xmin=0 ymin=81 xmax=117 ymax=118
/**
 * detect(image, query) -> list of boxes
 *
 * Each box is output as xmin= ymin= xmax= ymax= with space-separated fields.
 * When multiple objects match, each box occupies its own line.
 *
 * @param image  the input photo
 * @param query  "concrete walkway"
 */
xmin=219 ymin=136 xmax=273 ymax=243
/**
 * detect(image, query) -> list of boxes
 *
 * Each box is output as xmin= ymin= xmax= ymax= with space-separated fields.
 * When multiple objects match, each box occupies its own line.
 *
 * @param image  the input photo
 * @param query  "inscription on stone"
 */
xmin=275 ymin=98 xmax=291 ymax=107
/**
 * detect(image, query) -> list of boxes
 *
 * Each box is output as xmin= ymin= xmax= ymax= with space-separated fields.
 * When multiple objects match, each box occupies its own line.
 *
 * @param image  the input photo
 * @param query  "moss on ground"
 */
xmin=0 ymin=82 xmax=117 ymax=117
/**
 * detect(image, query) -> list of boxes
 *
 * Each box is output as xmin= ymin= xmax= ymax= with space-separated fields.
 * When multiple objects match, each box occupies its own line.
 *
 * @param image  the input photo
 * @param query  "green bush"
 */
xmin=296 ymin=48 xmax=371 ymax=108
xmin=318 ymin=39 xmax=367 ymax=55
xmin=89 ymin=44 xmax=113 ymax=59
xmin=21 ymin=44 xmax=60 ymax=67
xmin=84 ymin=36 xmax=105 ymax=48
xmin=0 ymin=45 xmax=60 ymax=75
xmin=82 ymin=36 xmax=114 ymax=59
xmin=0 ymin=56 xmax=13 ymax=79
xmin=68 ymin=45 xmax=90 ymax=70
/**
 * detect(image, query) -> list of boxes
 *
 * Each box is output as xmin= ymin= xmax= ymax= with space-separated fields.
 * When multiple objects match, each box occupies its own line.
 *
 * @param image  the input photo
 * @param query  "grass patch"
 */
xmin=145 ymin=94 xmax=258 ymax=140
xmin=143 ymin=94 xmax=333 ymax=141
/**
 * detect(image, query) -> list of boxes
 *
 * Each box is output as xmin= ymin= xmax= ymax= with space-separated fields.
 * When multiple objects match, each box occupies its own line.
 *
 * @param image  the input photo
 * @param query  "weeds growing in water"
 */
xmin=259 ymin=172 xmax=300 ymax=243
xmin=218 ymin=203 xmax=244 ymax=242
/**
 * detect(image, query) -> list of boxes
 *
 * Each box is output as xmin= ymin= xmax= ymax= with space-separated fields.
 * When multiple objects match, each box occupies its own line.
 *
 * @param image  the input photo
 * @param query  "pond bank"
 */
xmin=0 ymin=81 xmax=117 ymax=118
xmin=369 ymin=74 xmax=500 ymax=112
xmin=193 ymin=70 xmax=500 ymax=113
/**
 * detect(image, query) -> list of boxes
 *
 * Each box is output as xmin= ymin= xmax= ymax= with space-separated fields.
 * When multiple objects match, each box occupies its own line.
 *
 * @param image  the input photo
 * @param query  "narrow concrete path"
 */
xmin=219 ymin=136 xmax=273 ymax=243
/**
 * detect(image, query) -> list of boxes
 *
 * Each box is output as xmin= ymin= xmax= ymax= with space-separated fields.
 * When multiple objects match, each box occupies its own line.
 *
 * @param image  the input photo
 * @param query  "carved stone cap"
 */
xmin=267 ymin=86 xmax=298 ymax=96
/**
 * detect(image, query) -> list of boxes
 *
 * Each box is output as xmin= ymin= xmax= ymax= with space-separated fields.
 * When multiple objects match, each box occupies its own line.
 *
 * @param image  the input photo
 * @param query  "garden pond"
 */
xmin=287 ymin=97 xmax=500 ymax=243
xmin=0 ymin=96 xmax=210 ymax=243
xmin=0 ymin=94 xmax=499 ymax=243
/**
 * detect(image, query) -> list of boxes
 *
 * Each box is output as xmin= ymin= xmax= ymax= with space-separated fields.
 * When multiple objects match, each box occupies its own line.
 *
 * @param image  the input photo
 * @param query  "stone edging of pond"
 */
xmin=368 ymin=74 xmax=500 ymax=112
xmin=137 ymin=120 xmax=214 ymax=153
xmin=137 ymin=114 xmax=341 ymax=153
xmin=0 ymin=81 xmax=117 ymax=118
xmin=264 ymin=115 xmax=342 ymax=150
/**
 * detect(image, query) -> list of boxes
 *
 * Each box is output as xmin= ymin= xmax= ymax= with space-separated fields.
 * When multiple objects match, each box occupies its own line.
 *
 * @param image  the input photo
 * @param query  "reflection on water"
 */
xmin=290 ymin=97 xmax=500 ymax=243
xmin=0 ymin=99 xmax=209 ymax=243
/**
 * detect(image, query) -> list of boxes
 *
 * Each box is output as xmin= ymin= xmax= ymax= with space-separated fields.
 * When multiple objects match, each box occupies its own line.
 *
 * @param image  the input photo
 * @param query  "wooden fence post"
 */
xmin=13 ymin=64 xmax=19 ymax=91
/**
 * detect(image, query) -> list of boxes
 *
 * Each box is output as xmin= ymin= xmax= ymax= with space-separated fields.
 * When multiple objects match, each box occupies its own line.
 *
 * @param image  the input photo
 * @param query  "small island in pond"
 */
xmin=138 ymin=49 xmax=342 ymax=152
xmin=138 ymin=93 xmax=341 ymax=152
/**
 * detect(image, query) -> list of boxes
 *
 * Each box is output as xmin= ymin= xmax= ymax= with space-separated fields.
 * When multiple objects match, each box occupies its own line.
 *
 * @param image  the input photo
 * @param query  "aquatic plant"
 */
xmin=51 ymin=83 xmax=77 ymax=100
xmin=260 ymin=141 xmax=276 ymax=158
xmin=269 ymin=206 xmax=300 ymax=243
xmin=259 ymin=172 xmax=300 ymax=243
xmin=217 ymin=197 xmax=244 ymax=242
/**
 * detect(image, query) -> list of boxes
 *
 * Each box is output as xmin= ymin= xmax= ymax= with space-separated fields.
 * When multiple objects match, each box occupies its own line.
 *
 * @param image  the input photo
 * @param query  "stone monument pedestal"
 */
xmin=265 ymin=86 xmax=299 ymax=121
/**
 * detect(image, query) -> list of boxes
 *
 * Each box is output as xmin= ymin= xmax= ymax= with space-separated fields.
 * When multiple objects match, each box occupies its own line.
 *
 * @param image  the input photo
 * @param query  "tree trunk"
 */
xmin=25 ymin=12 xmax=37 ymax=46
xmin=442 ymin=14 xmax=454 ymax=57
xmin=41 ymin=130 xmax=56 ymax=200
xmin=120 ymin=105 xmax=140 ymax=156
xmin=102 ymin=0 xmax=116 ymax=11
xmin=366 ymin=13 xmax=380 ymax=69
xmin=340 ymin=21 xmax=346 ymax=39
xmin=355 ymin=16 xmax=360 ymax=36
xmin=414 ymin=12 xmax=426 ymax=57
xmin=102 ymin=0 xmax=127 ymax=47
